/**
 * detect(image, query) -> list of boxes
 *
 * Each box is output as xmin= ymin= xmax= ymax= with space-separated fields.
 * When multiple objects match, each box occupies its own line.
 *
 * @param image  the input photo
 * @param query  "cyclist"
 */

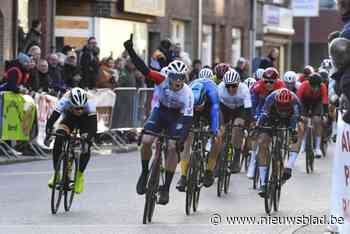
xmin=212 ymin=63 xmax=231 ymax=85
xmin=218 ymin=69 xmax=252 ymax=173
xmin=198 ymin=67 xmax=214 ymax=79
xmin=46 ymin=87 xmax=97 ymax=194
xmin=297 ymin=73 xmax=329 ymax=158
xmin=254 ymin=68 xmax=265 ymax=81
xmin=124 ymin=37 xmax=194 ymax=205
xmin=298 ymin=65 xmax=314 ymax=83
xmin=252 ymin=67 xmax=286 ymax=120
xmin=244 ymin=77 xmax=257 ymax=91
xmin=283 ymin=71 xmax=300 ymax=93
xmin=177 ymin=71 xmax=222 ymax=190
xmin=255 ymin=88 xmax=301 ymax=197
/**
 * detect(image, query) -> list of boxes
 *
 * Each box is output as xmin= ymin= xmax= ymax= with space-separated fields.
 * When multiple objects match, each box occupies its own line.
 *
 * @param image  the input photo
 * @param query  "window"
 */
xmin=231 ymin=28 xmax=242 ymax=66
xmin=320 ymin=0 xmax=336 ymax=9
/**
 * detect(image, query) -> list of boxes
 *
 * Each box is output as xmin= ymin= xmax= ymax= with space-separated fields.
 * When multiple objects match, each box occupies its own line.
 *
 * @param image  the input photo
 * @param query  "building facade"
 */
xmin=292 ymin=0 xmax=342 ymax=72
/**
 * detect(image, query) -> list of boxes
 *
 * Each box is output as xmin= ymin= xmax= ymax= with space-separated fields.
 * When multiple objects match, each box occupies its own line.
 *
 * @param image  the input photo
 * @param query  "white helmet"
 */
xmin=198 ymin=68 xmax=213 ymax=79
xmin=244 ymin=77 xmax=256 ymax=90
xmin=223 ymin=69 xmax=240 ymax=85
xmin=160 ymin=66 xmax=168 ymax=77
xmin=70 ymin=87 xmax=87 ymax=107
xmin=283 ymin=71 xmax=297 ymax=84
xmin=167 ymin=60 xmax=188 ymax=74
xmin=255 ymin=68 xmax=265 ymax=80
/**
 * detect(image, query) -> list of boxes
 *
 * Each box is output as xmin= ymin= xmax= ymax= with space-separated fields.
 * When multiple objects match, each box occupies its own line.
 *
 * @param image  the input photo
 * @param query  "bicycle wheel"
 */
xmin=193 ymin=156 xmax=203 ymax=212
xmin=305 ymin=128 xmax=314 ymax=174
xmin=264 ymin=158 xmax=274 ymax=215
xmin=224 ymin=159 xmax=231 ymax=194
xmin=273 ymin=159 xmax=283 ymax=212
xmin=241 ymin=142 xmax=250 ymax=172
xmin=143 ymin=158 xmax=160 ymax=224
xmin=185 ymin=155 xmax=195 ymax=215
xmin=216 ymin=152 xmax=225 ymax=197
xmin=51 ymin=153 xmax=65 ymax=214
xmin=64 ymin=156 xmax=78 ymax=212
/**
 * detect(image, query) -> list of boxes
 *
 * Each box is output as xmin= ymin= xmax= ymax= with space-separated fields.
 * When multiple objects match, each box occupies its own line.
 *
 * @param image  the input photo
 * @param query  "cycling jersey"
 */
xmin=251 ymin=79 xmax=286 ymax=118
xmin=190 ymin=78 xmax=220 ymax=135
xmin=211 ymin=75 xmax=221 ymax=85
xmin=55 ymin=92 xmax=96 ymax=116
xmin=218 ymin=81 xmax=252 ymax=109
xmin=297 ymin=81 xmax=328 ymax=105
xmin=258 ymin=90 xmax=301 ymax=129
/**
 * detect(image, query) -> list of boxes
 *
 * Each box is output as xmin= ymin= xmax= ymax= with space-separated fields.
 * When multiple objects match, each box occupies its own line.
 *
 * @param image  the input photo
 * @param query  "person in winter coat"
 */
xmin=23 ymin=19 xmax=41 ymax=53
xmin=80 ymin=37 xmax=100 ymax=89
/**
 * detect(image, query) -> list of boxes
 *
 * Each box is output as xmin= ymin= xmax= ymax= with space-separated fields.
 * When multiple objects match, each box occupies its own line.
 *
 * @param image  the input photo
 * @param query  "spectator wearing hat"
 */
xmin=63 ymin=50 xmax=80 ymax=88
xmin=235 ymin=57 xmax=249 ymax=81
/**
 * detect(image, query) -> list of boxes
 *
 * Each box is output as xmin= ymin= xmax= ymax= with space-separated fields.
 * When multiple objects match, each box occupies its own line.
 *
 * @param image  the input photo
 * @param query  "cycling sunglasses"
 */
xmin=168 ymin=72 xmax=186 ymax=81
xmin=225 ymin=84 xmax=239 ymax=89
xmin=73 ymin=107 xmax=84 ymax=111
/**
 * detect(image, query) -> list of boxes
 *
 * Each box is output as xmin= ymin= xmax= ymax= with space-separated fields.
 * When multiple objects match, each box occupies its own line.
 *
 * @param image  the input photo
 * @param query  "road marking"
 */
xmin=0 ymin=168 xmax=116 ymax=177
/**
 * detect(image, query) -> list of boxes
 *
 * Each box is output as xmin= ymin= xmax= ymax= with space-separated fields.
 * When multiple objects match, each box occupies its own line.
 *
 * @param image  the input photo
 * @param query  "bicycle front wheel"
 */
xmin=51 ymin=153 xmax=65 ymax=214
xmin=186 ymin=156 xmax=195 ymax=215
xmin=64 ymin=156 xmax=79 ymax=212
xmin=216 ymin=152 xmax=225 ymax=197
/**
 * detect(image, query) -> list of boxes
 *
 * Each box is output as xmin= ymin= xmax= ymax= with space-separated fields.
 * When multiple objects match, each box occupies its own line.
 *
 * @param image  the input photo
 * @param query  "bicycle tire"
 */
xmin=224 ymin=159 xmax=231 ymax=194
xmin=51 ymin=153 xmax=65 ymax=214
xmin=193 ymin=157 xmax=203 ymax=212
xmin=216 ymin=152 xmax=225 ymax=197
xmin=273 ymin=159 xmax=283 ymax=212
xmin=253 ymin=164 xmax=259 ymax=190
xmin=64 ymin=157 xmax=78 ymax=212
xmin=185 ymin=156 xmax=195 ymax=215
xmin=142 ymin=158 xmax=160 ymax=224
xmin=305 ymin=127 xmax=314 ymax=174
xmin=264 ymin=158 xmax=274 ymax=215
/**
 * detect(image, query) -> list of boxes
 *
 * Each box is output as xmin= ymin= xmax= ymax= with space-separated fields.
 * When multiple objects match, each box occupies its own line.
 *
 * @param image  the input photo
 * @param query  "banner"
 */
xmin=87 ymin=89 xmax=116 ymax=133
xmin=1 ymin=92 xmax=36 ymax=141
xmin=330 ymin=113 xmax=350 ymax=233
xmin=34 ymin=93 xmax=58 ymax=147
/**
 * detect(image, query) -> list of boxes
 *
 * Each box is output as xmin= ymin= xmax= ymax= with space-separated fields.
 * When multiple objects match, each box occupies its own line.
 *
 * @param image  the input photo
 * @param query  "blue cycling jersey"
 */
xmin=190 ymin=78 xmax=220 ymax=135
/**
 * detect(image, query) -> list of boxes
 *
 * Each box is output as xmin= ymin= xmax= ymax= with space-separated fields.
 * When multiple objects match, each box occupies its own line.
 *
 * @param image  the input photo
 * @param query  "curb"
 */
xmin=0 ymin=156 xmax=47 ymax=165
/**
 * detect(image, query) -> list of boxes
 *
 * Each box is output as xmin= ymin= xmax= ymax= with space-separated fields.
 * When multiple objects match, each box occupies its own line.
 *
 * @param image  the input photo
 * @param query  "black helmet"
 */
xmin=309 ymin=73 xmax=322 ymax=88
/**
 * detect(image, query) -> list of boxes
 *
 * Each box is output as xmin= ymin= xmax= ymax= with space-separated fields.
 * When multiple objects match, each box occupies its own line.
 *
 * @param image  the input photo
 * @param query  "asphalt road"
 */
xmin=0 ymin=144 xmax=335 ymax=234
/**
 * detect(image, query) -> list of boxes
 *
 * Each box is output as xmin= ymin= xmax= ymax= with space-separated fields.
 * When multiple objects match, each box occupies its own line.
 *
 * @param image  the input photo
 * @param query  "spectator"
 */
xmin=189 ymin=59 xmax=202 ymax=82
xmin=115 ymin=57 xmax=126 ymax=71
xmin=27 ymin=45 xmax=41 ymax=64
xmin=172 ymin=42 xmax=192 ymax=68
xmin=80 ymin=37 xmax=100 ymax=89
xmin=0 ymin=53 xmax=32 ymax=93
xmin=47 ymin=53 xmax=66 ymax=93
xmin=23 ymin=19 xmax=41 ymax=53
xmin=96 ymin=57 xmax=117 ymax=89
xmin=56 ymin=52 xmax=66 ymax=68
xmin=135 ymin=70 xmax=145 ymax=88
xmin=118 ymin=57 xmax=137 ymax=87
xmin=63 ymin=50 xmax=80 ymax=88
xmin=36 ymin=59 xmax=51 ymax=92
xmin=149 ymin=38 xmax=173 ymax=71
xmin=235 ymin=57 xmax=249 ymax=81
xmin=268 ymin=48 xmax=279 ymax=68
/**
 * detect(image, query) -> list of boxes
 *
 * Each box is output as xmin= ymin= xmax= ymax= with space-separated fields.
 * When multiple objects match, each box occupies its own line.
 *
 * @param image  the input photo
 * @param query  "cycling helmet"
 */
xmin=214 ymin=63 xmax=230 ymax=79
xmin=191 ymin=82 xmax=206 ymax=107
xmin=255 ymin=68 xmax=265 ymax=80
xmin=244 ymin=77 xmax=256 ymax=90
xmin=321 ymin=59 xmax=332 ymax=70
xmin=223 ymin=69 xmax=240 ymax=85
xmin=309 ymin=73 xmax=322 ymax=88
xmin=283 ymin=71 xmax=297 ymax=84
xmin=318 ymin=69 xmax=329 ymax=82
xmin=263 ymin=67 xmax=279 ymax=80
xmin=70 ymin=87 xmax=87 ymax=107
xmin=275 ymin=88 xmax=293 ymax=105
xmin=160 ymin=66 xmax=169 ymax=77
xmin=198 ymin=68 xmax=214 ymax=79
xmin=303 ymin=65 xmax=314 ymax=76
xmin=167 ymin=60 xmax=188 ymax=74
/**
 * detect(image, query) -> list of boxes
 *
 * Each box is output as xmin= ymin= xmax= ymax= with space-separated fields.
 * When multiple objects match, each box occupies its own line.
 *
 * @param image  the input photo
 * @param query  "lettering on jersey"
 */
xmin=342 ymin=198 xmax=350 ymax=222
xmin=345 ymin=165 xmax=350 ymax=186
xmin=342 ymin=130 xmax=350 ymax=152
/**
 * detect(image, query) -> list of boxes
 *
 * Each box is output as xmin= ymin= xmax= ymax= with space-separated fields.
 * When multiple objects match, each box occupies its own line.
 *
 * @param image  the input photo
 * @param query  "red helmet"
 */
xmin=303 ymin=65 xmax=314 ymax=76
xmin=263 ymin=67 xmax=279 ymax=80
xmin=214 ymin=63 xmax=230 ymax=79
xmin=274 ymin=88 xmax=293 ymax=110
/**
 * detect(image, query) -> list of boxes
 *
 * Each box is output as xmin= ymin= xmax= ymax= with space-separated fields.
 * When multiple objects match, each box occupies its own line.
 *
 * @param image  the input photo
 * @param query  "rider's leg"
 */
xmin=313 ymin=115 xmax=323 ymax=156
xmin=176 ymin=133 xmax=192 ymax=191
xmin=257 ymin=132 xmax=272 ymax=186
